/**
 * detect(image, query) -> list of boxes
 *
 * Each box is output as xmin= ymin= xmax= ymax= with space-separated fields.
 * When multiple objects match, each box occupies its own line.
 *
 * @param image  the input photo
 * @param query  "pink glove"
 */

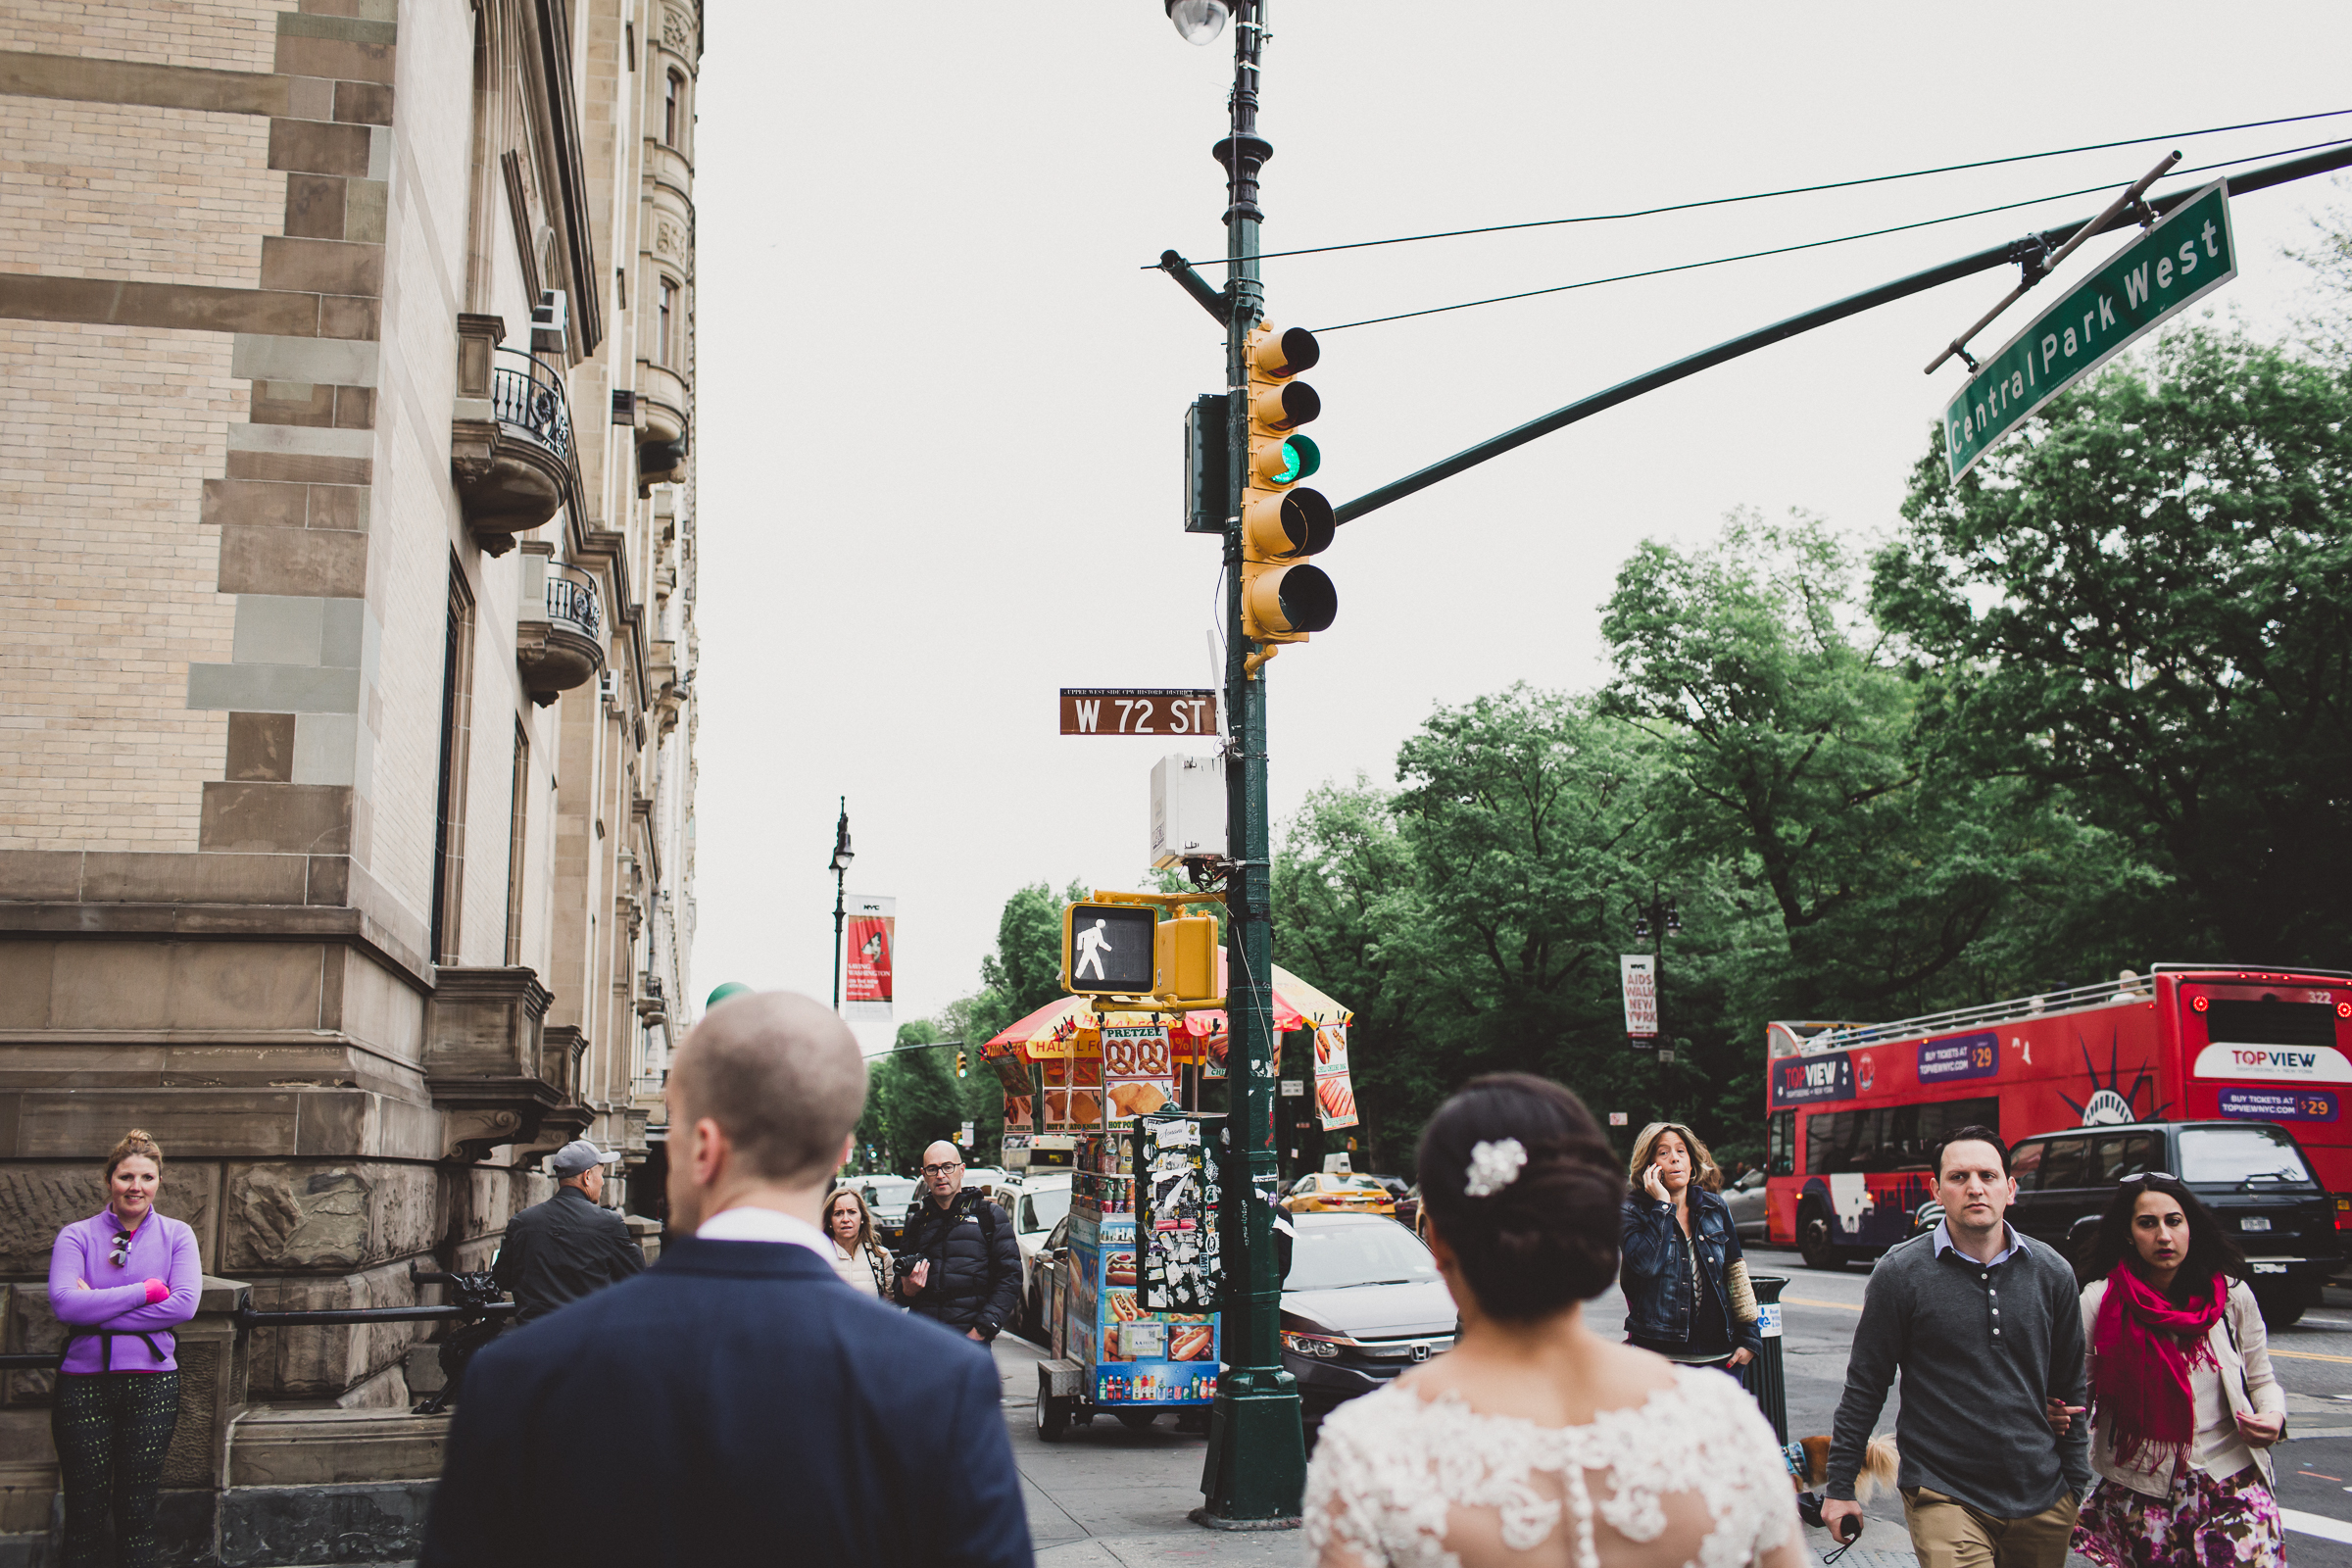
xmin=143 ymin=1279 xmax=168 ymax=1304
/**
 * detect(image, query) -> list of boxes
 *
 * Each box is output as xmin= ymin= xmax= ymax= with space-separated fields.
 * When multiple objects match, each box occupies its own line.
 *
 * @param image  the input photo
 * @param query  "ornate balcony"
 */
xmin=515 ymin=548 xmax=605 ymax=707
xmin=452 ymin=316 xmax=581 ymax=554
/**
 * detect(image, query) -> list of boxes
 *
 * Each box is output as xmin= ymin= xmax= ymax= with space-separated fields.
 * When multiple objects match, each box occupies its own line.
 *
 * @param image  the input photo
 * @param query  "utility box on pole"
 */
xmin=1151 ymin=753 xmax=1226 ymax=868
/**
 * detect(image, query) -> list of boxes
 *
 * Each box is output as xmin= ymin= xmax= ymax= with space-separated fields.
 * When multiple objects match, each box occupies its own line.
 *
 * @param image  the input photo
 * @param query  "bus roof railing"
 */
xmin=1795 ymin=979 xmax=2139 ymax=1054
xmin=1787 ymin=964 xmax=2352 ymax=1055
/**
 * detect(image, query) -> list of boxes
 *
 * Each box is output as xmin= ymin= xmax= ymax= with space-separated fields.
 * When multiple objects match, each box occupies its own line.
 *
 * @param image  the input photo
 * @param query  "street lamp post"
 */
xmin=1632 ymin=884 xmax=1683 ymax=1061
xmin=1162 ymin=0 xmax=1308 ymax=1529
xmin=828 ymin=798 xmax=854 ymax=1011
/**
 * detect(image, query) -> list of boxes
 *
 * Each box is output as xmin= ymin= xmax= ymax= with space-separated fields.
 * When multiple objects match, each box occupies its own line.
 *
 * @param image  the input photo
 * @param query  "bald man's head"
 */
xmin=919 ymin=1138 xmax=965 ymax=1202
xmin=667 ymin=992 xmax=867 ymax=1187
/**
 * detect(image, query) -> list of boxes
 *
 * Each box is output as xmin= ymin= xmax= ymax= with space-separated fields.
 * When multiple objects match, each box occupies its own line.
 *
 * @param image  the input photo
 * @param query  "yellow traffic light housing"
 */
xmin=1240 ymin=321 xmax=1335 ymax=650
xmin=956 ymin=1050 xmax=968 ymax=1078
xmin=1152 ymin=915 xmax=1219 ymax=1003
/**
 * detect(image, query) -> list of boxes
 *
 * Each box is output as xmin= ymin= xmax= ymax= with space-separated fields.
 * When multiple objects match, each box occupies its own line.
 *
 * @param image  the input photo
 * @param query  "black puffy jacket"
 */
xmin=892 ymin=1190 xmax=1020 ymax=1340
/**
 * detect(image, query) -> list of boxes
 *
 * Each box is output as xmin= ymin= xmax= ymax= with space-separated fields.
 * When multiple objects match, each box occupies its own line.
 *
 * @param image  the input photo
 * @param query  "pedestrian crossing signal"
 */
xmin=1062 ymin=903 xmax=1158 ymax=997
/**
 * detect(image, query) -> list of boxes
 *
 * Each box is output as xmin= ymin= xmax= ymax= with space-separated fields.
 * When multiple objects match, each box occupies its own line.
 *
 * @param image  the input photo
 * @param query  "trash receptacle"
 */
xmin=1744 ymin=1273 xmax=1788 ymax=1446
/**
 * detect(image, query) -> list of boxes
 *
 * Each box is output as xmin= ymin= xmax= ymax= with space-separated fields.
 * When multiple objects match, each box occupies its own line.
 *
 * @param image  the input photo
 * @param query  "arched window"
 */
xmin=664 ymin=71 xmax=683 ymax=148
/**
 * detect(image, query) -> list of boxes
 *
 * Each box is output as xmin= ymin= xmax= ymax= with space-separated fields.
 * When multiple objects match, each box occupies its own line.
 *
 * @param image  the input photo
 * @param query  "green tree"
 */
xmin=1603 ymin=514 xmax=2140 ymax=1022
xmin=1875 ymin=328 xmax=2352 ymax=961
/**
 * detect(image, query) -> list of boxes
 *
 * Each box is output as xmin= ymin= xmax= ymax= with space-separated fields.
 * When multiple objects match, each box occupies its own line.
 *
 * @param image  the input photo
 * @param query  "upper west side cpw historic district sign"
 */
xmin=1944 ymin=179 xmax=2236 ymax=480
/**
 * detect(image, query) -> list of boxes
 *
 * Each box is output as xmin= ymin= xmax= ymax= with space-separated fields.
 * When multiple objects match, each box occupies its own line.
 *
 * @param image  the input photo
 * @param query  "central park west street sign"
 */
xmin=1944 ymin=179 xmax=2236 ymax=480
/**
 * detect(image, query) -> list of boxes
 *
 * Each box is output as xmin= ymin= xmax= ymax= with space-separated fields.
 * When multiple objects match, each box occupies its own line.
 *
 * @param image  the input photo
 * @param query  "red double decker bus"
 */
xmin=1762 ymin=964 xmax=2352 ymax=1270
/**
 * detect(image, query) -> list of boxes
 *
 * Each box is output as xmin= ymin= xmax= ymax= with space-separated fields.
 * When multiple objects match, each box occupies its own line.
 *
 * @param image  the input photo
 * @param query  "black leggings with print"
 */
xmin=52 ymin=1370 xmax=179 ymax=1568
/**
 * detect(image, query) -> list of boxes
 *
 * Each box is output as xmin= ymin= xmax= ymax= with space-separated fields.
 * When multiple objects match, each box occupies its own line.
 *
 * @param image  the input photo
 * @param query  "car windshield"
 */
xmin=1286 ymin=1221 xmax=1441 ymax=1292
xmin=1020 ymin=1188 xmax=1071 ymax=1233
xmin=2180 ymin=1125 xmax=2316 ymax=1186
xmin=862 ymin=1178 xmax=916 ymax=1208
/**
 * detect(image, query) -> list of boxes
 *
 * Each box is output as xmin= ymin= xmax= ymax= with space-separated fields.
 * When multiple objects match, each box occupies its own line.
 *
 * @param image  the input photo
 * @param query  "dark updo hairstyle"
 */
xmin=1416 ymin=1073 xmax=1629 ymax=1321
xmin=2075 ymin=1172 xmax=2248 ymax=1297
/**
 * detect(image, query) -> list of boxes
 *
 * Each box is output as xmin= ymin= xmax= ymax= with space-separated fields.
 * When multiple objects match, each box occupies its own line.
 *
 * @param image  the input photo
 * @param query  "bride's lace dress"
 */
xmin=1304 ymin=1367 xmax=1799 ymax=1568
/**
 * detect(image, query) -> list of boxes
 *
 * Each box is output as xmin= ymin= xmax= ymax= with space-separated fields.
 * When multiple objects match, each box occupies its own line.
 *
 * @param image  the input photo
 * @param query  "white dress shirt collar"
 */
xmin=694 ymin=1204 xmax=831 ymax=1257
xmin=1933 ymin=1217 xmax=2023 ymax=1267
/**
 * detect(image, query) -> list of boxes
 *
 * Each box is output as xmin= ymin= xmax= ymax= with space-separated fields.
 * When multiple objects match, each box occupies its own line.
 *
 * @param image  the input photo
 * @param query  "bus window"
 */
xmin=1807 ymin=1098 xmax=2000 ymax=1175
xmin=2205 ymin=998 xmax=2336 ymax=1049
xmin=1769 ymin=1111 xmax=1794 ymax=1177
xmin=2089 ymin=1133 xmax=2158 ymax=1185
xmin=2010 ymin=1140 xmax=2047 ymax=1190
xmin=2037 ymin=1137 xmax=2091 ymax=1190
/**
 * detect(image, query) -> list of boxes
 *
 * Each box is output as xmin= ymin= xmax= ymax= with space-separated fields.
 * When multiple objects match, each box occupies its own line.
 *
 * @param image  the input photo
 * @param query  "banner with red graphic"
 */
xmin=843 ymin=895 xmax=896 ymax=1023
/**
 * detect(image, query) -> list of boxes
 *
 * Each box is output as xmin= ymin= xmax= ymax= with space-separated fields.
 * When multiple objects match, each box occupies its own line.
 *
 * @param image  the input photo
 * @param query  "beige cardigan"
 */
xmin=2079 ymin=1276 xmax=2284 ymax=1497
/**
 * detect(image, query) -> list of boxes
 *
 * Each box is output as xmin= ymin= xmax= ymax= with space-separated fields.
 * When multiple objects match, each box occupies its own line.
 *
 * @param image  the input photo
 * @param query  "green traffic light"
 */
xmin=1273 ymin=434 xmax=1321 ymax=485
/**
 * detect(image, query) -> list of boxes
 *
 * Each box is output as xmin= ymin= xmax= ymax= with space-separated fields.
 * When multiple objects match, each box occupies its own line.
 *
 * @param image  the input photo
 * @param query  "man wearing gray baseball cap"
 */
xmin=491 ymin=1139 xmax=643 ymax=1325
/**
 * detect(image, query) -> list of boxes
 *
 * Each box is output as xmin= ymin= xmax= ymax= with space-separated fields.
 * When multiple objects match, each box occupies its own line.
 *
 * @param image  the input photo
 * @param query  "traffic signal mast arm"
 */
xmin=1323 ymin=136 xmax=2352 ymax=528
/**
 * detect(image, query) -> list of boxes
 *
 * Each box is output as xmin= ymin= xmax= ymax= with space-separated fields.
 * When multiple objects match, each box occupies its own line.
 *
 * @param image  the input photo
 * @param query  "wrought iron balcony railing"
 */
xmin=546 ymin=568 xmax=601 ymax=643
xmin=491 ymin=348 xmax=572 ymax=463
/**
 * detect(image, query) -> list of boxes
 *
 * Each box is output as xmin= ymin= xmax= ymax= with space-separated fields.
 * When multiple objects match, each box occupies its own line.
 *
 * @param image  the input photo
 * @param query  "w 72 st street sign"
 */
xmin=1944 ymin=180 xmax=2235 ymax=480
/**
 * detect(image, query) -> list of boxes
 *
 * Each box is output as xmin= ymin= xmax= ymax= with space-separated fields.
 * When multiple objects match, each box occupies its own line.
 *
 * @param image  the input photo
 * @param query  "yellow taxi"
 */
xmin=1281 ymin=1172 xmax=1396 ymax=1216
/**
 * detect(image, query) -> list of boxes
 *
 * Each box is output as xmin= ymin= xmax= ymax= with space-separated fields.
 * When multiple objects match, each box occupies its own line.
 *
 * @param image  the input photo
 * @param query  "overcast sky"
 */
xmin=688 ymin=2 xmax=2352 ymax=1053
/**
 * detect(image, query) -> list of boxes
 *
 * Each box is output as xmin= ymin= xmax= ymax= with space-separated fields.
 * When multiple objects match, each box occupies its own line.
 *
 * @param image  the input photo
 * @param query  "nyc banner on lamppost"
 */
xmin=843 ymin=895 xmax=895 ymax=1023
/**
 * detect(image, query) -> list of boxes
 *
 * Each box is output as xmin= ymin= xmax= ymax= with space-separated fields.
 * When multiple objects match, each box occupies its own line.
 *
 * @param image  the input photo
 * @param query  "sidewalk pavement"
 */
xmin=991 ymin=1335 xmax=1308 ymax=1567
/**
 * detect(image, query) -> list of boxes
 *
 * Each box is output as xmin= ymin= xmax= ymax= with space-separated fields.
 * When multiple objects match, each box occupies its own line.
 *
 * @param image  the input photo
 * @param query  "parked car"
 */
xmin=988 ymin=1173 xmax=1073 ymax=1341
xmin=1281 ymin=1212 xmax=1456 ymax=1446
xmin=859 ymin=1175 xmax=920 ymax=1250
xmin=2005 ymin=1120 xmax=2342 ymax=1327
xmin=1024 ymin=1213 xmax=1072 ymax=1345
xmin=1394 ymin=1184 xmax=1423 ymax=1236
xmin=1282 ymin=1172 xmax=1396 ymax=1216
xmin=1723 ymin=1168 xmax=1768 ymax=1244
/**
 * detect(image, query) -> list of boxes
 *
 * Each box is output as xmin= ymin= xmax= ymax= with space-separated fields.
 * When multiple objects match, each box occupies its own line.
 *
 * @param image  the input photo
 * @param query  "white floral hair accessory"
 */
xmin=1463 ymin=1138 xmax=1528 ymax=1199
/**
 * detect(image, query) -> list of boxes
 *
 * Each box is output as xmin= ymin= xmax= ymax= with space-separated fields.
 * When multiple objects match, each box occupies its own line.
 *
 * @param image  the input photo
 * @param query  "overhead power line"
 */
xmin=1146 ymin=108 xmax=2352 ymax=272
xmin=1310 ymin=136 xmax=2352 ymax=334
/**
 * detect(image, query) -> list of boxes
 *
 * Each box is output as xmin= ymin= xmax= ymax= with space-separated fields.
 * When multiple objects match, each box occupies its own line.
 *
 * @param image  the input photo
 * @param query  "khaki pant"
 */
xmin=1900 ymin=1486 xmax=2080 ymax=1568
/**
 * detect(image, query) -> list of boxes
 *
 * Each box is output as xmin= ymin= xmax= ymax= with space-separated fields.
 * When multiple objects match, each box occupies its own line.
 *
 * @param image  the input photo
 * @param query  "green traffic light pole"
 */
xmin=1180 ymin=0 xmax=1308 ymax=1530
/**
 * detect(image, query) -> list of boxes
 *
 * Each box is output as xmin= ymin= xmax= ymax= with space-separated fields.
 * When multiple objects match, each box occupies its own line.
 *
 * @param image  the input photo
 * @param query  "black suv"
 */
xmin=2004 ymin=1120 xmax=2340 ymax=1327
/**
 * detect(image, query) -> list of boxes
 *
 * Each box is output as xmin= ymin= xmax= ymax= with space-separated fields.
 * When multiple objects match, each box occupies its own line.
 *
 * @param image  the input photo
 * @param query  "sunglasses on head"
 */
xmin=2119 ymin=1171 xmax=2179 ymax=1184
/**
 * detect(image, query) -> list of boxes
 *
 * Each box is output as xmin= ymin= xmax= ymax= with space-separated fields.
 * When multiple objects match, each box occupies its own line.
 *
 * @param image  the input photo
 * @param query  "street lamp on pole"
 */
xmin=1154 ymin=0 xmax=1306 ymax=1530
xmin=827 ymin=798 xmax=854 ymax=1012
xmin=1632 ymin=885 xmax=1683 ymax=1062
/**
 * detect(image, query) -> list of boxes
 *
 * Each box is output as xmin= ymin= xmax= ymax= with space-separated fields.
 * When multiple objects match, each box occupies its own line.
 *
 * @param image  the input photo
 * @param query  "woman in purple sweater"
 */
xmin=47 ymin=1128 xmax=201 ymax=1568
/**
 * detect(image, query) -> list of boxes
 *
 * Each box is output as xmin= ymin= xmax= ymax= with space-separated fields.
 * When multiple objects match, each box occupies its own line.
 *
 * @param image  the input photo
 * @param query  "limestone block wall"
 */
xmin=0 ymin=323 xmax=241 ymax=850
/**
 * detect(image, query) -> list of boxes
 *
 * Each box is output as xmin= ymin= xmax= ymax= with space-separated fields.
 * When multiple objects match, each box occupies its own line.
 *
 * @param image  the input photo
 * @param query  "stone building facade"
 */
xmin=0 ymin=0 xmax=701 ymax=1446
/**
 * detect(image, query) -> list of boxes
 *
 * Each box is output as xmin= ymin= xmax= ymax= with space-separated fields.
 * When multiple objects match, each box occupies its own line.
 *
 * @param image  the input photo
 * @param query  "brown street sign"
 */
xmin=1059 ymin=688 xmax=1218 ymax=736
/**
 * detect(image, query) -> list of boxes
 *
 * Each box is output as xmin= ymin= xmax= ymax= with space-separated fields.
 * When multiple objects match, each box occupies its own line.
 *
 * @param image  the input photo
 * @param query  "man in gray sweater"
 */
xmin=1823 ymin=1125 xmax=2089 ymax=1568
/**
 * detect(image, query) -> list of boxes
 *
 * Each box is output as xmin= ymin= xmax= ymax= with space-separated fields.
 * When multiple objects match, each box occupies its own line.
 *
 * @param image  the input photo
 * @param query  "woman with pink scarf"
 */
xmin=2071 ymin=1172 xmax=2286 ymax=1568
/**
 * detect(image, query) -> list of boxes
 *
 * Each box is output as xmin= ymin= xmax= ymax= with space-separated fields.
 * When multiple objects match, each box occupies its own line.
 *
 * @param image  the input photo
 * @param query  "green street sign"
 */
xmin=1944 ymin=180 xmax=2235 ymax=480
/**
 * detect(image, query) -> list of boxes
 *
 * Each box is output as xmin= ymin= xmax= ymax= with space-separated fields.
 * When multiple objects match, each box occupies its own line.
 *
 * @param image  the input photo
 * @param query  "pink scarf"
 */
xmin=2090 ymin=1264 xmax=2225 ymax=1471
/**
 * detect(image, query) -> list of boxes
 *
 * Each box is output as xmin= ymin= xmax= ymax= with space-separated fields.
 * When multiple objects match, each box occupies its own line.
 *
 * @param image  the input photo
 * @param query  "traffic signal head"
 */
xmin=1241 ymin=322 xmax=1335 ymax=647
xmin=1152 ymin=915 xmax=1220 ymax=1003
xmin=956 ymin=1050 xmax=968 ymax=1078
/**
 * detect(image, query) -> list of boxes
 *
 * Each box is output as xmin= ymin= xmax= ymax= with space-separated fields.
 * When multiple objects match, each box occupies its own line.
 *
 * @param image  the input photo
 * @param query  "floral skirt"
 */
xmin=2072 ymin=1468 xmax=2285 ymax=1568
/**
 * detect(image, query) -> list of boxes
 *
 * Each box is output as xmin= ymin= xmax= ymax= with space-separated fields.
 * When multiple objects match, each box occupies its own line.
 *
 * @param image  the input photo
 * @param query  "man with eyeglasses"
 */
xmin=895 ymin=1140 xmax=1020 ymax=1343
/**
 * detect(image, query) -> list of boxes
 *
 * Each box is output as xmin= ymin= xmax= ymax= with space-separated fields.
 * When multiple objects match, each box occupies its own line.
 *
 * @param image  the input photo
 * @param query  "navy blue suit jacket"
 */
xmin=420 ymin=1237 xmax=1032 ymax=1567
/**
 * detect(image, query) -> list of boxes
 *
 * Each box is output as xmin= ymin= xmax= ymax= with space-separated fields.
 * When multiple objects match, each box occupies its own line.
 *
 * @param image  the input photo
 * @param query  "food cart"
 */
xmin=979 ymin=967 xmax=1359 ymax=1438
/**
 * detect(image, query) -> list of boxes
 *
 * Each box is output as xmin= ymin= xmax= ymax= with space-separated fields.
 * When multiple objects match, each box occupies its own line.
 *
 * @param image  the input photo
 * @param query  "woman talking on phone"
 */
xmin=1618 ymin=1120 xmax=1762 ymax=1376
xmin=48 ymin=1129 xmax=201 ymax=1568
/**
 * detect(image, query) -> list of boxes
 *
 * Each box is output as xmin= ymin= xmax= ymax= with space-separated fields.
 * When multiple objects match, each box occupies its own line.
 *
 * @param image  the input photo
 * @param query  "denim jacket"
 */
xmin=1619 ymin=1189 xmax=1763 ymax=1361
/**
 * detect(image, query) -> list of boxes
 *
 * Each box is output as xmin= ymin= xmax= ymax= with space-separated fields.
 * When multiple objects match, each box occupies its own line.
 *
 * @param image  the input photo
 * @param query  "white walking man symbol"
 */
xmin=1073 ymin=917 xmax=1113 ymax=981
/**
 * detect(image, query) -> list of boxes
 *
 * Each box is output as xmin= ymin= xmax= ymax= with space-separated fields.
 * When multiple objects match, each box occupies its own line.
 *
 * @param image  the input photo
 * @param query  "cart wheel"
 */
xmin=1115 ymin=1410 xmax=1157 ymax=1431
xmin=1036 ymin=1392 xmax=1069 ymax=1443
